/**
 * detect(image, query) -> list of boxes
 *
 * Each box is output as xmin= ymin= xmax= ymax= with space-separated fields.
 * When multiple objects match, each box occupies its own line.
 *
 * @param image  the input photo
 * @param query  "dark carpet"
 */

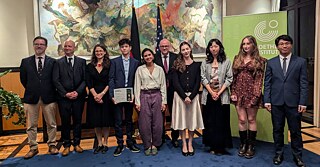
xmin=1 ymin=137 xmax=319 ymax=167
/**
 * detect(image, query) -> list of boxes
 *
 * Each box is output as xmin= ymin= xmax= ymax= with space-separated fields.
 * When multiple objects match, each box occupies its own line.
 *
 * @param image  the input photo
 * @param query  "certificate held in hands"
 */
xmin=114 ymin=88 xmax=133 ymax=103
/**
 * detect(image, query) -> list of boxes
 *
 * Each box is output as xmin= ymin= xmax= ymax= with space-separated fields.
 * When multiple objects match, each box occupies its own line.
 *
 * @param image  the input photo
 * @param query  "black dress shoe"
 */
xmin=172 ymin=140 xmax=179 ymax=148
xmin=127 ymin=144 xmax=140 ymax=153
xmin=273 ymin=154 xmax=284 ymax=165
xmin=188 ymin=150 xmax=195 ymax=156
xmin=182 ymin=150 xmax=188 ymax=156
xmin=113 ymin=145 xmax=124 ymax=157
xmin=293 ymin=157 xmax=306 ymax=167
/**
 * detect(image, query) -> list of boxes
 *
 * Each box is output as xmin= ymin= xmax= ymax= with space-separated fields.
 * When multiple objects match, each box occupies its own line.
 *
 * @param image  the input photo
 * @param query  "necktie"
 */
xmin=163 ymin=56 xmax=168 ymax=73
xmin=283 ymin=57 xmax=287 ymax=75
xmin=68 ymin=57 xmax=73 ymax=67
xmin=38 ymin=57 xmax=43 ymax=74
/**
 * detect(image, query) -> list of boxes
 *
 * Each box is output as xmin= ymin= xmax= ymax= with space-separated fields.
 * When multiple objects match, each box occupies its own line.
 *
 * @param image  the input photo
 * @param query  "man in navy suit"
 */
xmin=109 ymin=38 xmax=140 ymax=156
xmin=53 ymin=40 xmax=86 ymax=156
xmin=154 ymin=38 xmax=179 ymax=147
xmin=264 ymin=35 xmax=308 ymax=167
xmin=20 ymin=36 xmax=59 ymax=159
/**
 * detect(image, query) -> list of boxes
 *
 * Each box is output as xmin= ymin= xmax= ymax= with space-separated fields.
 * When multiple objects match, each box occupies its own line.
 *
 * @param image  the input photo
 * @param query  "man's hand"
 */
xmin=265 ymin=104 xmax=271 ymax=112
xmin=298 ymin=105 xmax=307 ymax=113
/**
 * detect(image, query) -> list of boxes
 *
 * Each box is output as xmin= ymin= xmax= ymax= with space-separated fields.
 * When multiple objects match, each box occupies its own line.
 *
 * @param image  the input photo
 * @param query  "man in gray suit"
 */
xmin=20 ymin=36 xmax=58 ymax=159
xmin=53 ymin=40 xmax=86 ymax=156
xmin=264 ymin=35 xmax=308 ymax=167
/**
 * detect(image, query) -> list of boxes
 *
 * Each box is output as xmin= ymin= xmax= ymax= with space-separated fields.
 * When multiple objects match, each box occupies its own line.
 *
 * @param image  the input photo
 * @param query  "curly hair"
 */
xmin=90 ymin=44 xmax=110 ymax=68
xmin=233 ymin=35 xmax=265 ymax=73
xmin=205 ymin=38 xmax=226 ymax=63
xmin=173 ymin=41 xmax=193 ymax=73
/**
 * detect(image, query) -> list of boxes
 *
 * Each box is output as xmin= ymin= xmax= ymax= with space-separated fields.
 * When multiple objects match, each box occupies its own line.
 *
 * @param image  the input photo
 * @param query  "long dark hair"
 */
xmin=173 ymin=41 xmax=193 ymax=73
xmin=205 ymin=38 xmax=226 ymax=63
xmin=90 ymin=44 xmax=110 ymax=68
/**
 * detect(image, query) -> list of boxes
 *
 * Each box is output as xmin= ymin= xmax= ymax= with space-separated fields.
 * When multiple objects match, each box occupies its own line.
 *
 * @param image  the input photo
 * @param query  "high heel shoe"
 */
xmin=182 ymin=149 xmax=188 ymax=156
xmin=188 ymin=150 xmax=195 ymax=156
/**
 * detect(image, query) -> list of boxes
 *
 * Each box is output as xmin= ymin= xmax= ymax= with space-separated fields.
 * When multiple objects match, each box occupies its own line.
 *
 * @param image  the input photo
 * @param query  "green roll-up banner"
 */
xmin=223 ymin=11 xmax=288 ymax=143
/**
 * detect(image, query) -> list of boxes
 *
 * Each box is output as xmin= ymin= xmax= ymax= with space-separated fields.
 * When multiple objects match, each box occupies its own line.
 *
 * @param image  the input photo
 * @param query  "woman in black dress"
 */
xmin=86 ymin=44 xmax=113 ymax=154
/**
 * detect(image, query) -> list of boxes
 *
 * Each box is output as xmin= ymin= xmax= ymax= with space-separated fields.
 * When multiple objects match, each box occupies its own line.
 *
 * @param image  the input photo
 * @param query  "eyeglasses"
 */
xmin=278 ymin=42 xmax=291 ymax=46
xmin=34 ymin=43 xmax=46 ymax=46
xmin=160 ymin=45 xmax=169 ymax=48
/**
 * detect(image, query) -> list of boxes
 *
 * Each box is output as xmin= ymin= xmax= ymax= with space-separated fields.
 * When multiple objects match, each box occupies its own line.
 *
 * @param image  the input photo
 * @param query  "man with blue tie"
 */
xmin=264 ymin=35 xmax=308 ymax=167
xmin=109 ymin=38 xmax=140 ymax=156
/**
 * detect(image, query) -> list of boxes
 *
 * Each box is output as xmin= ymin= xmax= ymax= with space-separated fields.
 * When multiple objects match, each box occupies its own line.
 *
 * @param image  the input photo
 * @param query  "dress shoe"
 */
xmin=293 ymin=157 xmax=306 ymax=167
xmin=171 ymin=140 xmax=179 ymax=148
xmin=273 ymin=154 xmax=284 ymax=165
xmin=127 ymin=144 xmax=140 ymax=153
xmin=24 ymin=149 xmax=39 ymax=159
xmin=74 ymin=145 xmax=83 ymax=153
xmin=113 ymin=145 xmax=124 ymax=157
xmin=101 ymin=146 xmax=108 ymax=154
xmin=48 ymin=145 xmax=59 ymax=155
xmin=62 ymin=147 xmax=70 ymax=156
xmin=182 ymin=150 xmax=188 ymax=156
xmin=188 ymin=150 xmax=195 ymax=156
xmin=93 ymin=146 xmax=104 ymax=154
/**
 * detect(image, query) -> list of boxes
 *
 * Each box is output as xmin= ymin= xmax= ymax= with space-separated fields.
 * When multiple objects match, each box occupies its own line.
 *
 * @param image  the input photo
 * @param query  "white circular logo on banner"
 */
xmin=254 ymin=20 xmax=278 ymax=42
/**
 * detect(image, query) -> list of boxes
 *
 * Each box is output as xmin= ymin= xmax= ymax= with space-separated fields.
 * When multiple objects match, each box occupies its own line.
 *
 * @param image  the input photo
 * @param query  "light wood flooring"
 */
xmin=0 ymin=122 xmax=319 ymax=161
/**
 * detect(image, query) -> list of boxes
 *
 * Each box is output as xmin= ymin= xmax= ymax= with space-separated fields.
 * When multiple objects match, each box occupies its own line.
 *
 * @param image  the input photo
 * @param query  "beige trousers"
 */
xmin=25 ymin=98 xmax=57 ymax=150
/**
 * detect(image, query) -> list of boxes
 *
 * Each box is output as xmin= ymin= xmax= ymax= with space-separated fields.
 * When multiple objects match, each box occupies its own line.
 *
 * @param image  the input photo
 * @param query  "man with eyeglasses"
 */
xmin=154 ymin=38 xmax=179 ymax=148
xmin=264 ymin=35 xmax=308 ymax=167
xmin=20 ymin=36 xmax=59 ymax=159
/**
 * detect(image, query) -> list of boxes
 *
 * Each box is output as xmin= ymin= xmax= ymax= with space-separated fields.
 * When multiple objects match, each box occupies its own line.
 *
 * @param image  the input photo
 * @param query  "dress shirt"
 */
xmin=134 ymin=64 xmax=167 ymax=106
xmin=122 ymin=55 xmax=130 ymax=87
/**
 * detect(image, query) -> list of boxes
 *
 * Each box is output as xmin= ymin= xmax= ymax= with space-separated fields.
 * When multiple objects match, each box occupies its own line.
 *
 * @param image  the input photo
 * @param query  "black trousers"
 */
xmin=271 ymin=104 xmax=303 ymax=157
xmin=113 ymin=102 xmax=134 ymax=146
xmin=58 ymin=98 xmax=85 ymax=147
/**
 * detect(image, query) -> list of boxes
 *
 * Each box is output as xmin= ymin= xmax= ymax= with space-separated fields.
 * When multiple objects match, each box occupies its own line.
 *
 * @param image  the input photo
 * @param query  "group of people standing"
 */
xmin=20 ymin=34 xmax=308 ymax=167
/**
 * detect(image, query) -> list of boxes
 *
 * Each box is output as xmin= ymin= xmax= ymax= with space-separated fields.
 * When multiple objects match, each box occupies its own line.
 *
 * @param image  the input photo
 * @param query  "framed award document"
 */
xmin=114 ymin=88 xmax=133 ymax=103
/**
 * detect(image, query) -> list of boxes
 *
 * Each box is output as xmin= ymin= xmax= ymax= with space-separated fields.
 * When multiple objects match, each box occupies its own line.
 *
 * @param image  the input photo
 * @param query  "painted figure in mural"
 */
xmin=134 ymin=48 xmax=167 ymax=156
xmin=53 ymin=40 xmax=87 ymax=156
xmin=154 ymin=38 xmax=179 ymax=148
xmin=201 ymin=39 xmax=233 ymax=155
xmin=108 ymin=38 xmax=140 ymax=157
xmin=171 ymin=41 xmax=204 ymax=156
xmin=20 ymin=36 xmax=58 ymax=159
xmin=86 ymin=44 xmax=113 ymax=154
xmin=264 ymin=35 xmax=308 ymax=167
xmin=231 ymin=35 xmax=266 ymax=159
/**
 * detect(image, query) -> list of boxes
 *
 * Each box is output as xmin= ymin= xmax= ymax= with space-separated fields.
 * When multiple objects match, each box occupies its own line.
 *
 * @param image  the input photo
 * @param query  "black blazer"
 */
xmin=20 ymin=55 xmax=56 ymax=104
xmin=154 ymin=52 xmax=178 ymax=92
xmin=53 ymin=56 xmax=86 ymax=99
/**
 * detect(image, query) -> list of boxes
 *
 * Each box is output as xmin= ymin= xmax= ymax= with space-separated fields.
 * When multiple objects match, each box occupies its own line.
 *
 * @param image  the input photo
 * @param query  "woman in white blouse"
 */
xmin=134 ymin=48 xmax=167 ymax=156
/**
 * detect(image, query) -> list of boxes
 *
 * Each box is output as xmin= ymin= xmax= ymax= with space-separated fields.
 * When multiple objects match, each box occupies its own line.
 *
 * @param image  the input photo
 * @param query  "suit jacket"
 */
xmin=20 ymin=55 xmax=56 ymax=104
xmin=108 ymin=56 xmax=139 ymax=98
xmin=263 ymin=55 xmax=308 ymax=107
xmin=53 ymin=56 xmax=86 ymax=99
xmin=154 ymin=52 xmax=178 ymax=93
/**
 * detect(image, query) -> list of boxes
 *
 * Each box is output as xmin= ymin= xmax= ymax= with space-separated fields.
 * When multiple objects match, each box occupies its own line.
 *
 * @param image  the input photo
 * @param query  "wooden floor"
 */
xmin=0 ymin=122 xmax=319 ymax=161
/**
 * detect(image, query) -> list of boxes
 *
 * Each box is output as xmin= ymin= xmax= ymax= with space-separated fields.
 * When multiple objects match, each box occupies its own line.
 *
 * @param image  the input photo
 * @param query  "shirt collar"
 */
xmin=161 ymin=53 xmax=169 ymax=58
xmin=279 ymin=53 xmax=292 ymax=60
xmin=122 ymin=55 xmax=130 ymax=61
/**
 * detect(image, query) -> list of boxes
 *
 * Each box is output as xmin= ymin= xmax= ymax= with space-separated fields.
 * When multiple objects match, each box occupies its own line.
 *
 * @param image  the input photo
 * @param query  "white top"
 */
xmin=134 ymin=64 xmax=167 ymax=105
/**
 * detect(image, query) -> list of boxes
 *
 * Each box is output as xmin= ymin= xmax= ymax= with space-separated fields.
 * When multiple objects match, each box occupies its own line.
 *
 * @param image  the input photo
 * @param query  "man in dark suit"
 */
xmin=53 ymin=40 xmax=86 ymax=156
xmin=109 ymin=38 xmax=140 ymax=157
xmin=264 ymin=35 xmax=308 ymax=167
xmin=20 ymin=36 xmax=59 ymax=159
xmin=154 ymin=38 xmax=179 ymax=147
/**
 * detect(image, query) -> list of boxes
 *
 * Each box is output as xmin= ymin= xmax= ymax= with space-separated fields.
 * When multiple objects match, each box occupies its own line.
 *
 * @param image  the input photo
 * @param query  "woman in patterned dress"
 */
xmin=231 ymin=35 xmax=266 ymax=158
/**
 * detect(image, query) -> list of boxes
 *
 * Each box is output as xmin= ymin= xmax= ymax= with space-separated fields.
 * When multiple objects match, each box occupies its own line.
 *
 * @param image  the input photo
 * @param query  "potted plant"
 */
xmin=0 ymin=70 xmax=26 ymax=126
